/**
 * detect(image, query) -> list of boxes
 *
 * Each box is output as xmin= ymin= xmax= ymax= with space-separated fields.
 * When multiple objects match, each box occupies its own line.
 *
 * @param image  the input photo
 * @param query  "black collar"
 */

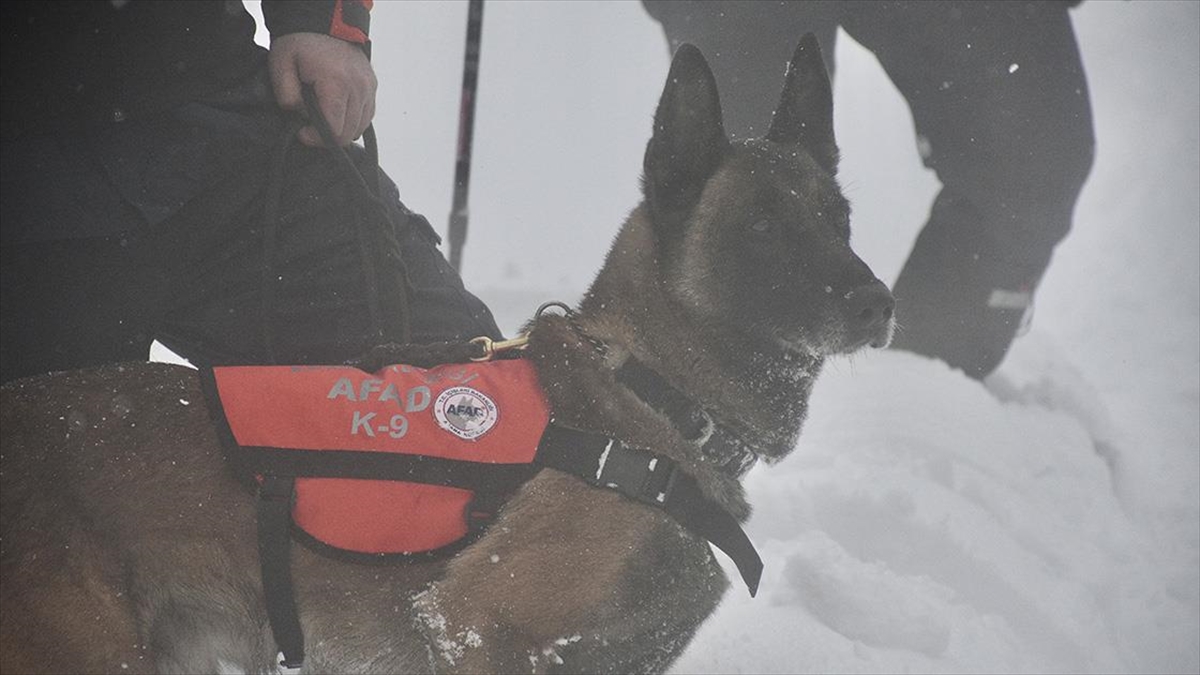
xmin=615 ymin=357 xmax=759 ymax=479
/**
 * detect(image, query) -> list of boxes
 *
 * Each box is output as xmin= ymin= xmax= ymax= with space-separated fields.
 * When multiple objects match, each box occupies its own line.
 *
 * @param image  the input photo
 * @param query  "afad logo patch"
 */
xmin=434 ymin=386 xmax=499 ymax=440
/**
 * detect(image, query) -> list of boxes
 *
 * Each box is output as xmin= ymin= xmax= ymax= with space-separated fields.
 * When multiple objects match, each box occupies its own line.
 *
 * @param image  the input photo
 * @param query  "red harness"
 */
xmin=203 ymin=353 xmax=763 ymax=671
xmin=211 ymin=359 xmax=550 ymax=554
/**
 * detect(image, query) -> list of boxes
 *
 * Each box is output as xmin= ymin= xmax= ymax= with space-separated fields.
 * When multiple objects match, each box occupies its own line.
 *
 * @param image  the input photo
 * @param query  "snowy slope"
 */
xmin=670 ymin=347 xmax=1191 ymax=673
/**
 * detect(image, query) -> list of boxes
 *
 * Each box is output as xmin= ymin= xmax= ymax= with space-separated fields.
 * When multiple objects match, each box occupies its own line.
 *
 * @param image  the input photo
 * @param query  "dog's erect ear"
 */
xmin=643 ymin=43 xmax=729 ymax=233
xmin=766 ymin=34 xmax=838 ymax=174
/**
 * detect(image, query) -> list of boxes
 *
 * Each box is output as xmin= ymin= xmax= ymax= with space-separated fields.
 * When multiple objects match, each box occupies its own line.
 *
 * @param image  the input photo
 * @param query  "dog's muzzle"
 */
xmin=842 ymin=281 xmax=896 ymax=351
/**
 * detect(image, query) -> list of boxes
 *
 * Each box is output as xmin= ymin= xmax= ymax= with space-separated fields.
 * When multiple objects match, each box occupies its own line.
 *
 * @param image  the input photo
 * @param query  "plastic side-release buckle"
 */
xmin=277 ymin=650 xmax=304 ymax=674
xmin=596 ymin=442 xmax=680 ymax=506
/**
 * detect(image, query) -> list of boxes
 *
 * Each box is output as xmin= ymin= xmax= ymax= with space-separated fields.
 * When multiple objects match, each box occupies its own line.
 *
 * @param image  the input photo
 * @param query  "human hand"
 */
xmin=268 ymin=32 xmax=378 ymax=147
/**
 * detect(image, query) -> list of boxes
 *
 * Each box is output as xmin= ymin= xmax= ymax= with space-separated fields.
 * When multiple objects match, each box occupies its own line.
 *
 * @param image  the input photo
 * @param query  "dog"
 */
xmin=0 ymin=35 xmax=893 ymax=674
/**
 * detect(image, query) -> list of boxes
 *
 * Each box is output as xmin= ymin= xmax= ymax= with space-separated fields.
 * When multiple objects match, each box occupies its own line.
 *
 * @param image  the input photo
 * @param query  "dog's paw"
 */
xmin=413 ymin=588 xmax=477 ymax=669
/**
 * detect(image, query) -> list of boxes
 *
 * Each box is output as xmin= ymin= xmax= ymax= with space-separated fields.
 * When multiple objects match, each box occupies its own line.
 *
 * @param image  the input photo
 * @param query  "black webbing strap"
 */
xmin=257 ymin=475 xmax=304 ymax=669
xmin=248 ymin=451 xmax=534 ymax=673
xmin=535 ymin=424 xmax=763 ymax=596
xmin=616 ymin=359 xmax=710 ymax=441
xmin=237 ymin=447 xmax=536 ymax=488
xmin=615 ymin=358 xmax=759 ymax=478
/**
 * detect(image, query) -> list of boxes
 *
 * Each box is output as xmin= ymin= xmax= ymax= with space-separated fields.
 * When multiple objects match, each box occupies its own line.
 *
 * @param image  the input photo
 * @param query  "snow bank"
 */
xmin=668 ymin=347 xmax=1194 ymax=674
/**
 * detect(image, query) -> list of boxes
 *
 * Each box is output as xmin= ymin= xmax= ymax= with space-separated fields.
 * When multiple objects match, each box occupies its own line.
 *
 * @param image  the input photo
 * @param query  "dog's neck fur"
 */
xmin=528 ymin=204 xmax=823 ymax=518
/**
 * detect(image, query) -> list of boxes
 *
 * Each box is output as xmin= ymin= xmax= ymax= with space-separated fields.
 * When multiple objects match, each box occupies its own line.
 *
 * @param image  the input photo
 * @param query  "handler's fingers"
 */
xmin=328 ymin=73 xmax=373 ymax=144
xmin=269 ymin=33 xmax=376 ymax=146
xmin=305 ymin=81 xmax=373 ymax=146
xmin=336 ymin=90 xmax=363 ymax=146
xmin=269 ymin=52 xmax=304 ymax=113
xmin=320 ymin=83 xmax=352 ymax=146
xmin=360 ymin=96 xmax=376 ymax=140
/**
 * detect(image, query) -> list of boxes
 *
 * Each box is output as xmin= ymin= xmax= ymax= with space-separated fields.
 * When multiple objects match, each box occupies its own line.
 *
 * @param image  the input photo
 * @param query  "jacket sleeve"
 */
xmin=261 ymin=0 xmax=372 ymax=47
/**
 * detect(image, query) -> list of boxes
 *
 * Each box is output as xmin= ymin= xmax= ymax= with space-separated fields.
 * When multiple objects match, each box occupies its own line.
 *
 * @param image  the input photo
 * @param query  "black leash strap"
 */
xmin=448 ymin=0 xmax=484 ymax=272
xmin=260 ymin=87 xmax=412 ymax=366
xmin=260 ymin=118 xmax=304 ymax=364
xmin=535 ymin=424 xmax=764 ymax=596
xmin=299 ymin=85 xmax=396 ymax=345
xmin=256 ymin=475 xmax=305 ymax=669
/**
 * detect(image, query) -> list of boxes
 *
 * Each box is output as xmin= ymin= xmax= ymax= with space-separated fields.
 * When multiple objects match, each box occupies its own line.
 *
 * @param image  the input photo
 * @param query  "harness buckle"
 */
xmin=596 ymin=443 xmax=680 ymax=506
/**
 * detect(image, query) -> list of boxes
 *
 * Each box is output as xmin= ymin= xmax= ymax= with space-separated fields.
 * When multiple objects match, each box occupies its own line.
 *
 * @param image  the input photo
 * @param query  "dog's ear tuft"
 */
xmin=766 ymin=33 xmax=839 ymax=174
xmin=643 ymin=43 xmax=729 ymax=234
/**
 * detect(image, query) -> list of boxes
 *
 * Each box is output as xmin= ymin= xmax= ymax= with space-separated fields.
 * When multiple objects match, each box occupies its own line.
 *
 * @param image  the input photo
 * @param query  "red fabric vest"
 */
xmin=212 ymin=359 xmax=550 ymax=554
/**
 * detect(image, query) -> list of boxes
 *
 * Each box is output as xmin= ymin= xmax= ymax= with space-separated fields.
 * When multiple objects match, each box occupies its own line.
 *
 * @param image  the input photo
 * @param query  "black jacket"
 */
xmin=0 ymin=0 xmax=373 ymax=244
xmin=1 ymin=0 xmax=371 ymax=141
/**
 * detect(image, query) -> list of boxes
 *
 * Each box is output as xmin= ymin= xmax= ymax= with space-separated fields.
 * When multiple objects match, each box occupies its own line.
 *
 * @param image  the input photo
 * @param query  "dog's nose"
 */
xmin=845 ymin=281 xmax=895 ymax=337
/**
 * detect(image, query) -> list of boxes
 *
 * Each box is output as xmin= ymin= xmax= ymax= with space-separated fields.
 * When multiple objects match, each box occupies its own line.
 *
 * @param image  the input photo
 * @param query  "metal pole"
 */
xmin=448 ymin=0 xmax=484 ymax=273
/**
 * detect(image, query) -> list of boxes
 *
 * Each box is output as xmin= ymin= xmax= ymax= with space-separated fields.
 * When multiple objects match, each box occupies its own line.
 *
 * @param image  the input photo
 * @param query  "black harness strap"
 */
xmin=615 ymin=358 xmax=759 ymax=478
xmin=616 ymin=359 xmax=711 ymax=442
xmin=238 ymin=447 xmax=536 ymax=489
xmin=257 ymin=475 xmax=304 ymax=670
xmin=534 ymin=424 xmax=763 ymax=597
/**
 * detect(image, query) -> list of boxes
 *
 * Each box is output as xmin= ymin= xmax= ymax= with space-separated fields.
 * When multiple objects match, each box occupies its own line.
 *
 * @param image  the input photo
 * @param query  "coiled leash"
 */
xmin=259 ymin=85 xmax=410 ymax=367
xmin=257 ymin=86 xmax=413 ymax=671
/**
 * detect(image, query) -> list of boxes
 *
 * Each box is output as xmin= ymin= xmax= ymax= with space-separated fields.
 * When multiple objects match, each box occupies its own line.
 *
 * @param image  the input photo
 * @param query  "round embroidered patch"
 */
xmin=434 ymin=386 xmax=499 ymax=440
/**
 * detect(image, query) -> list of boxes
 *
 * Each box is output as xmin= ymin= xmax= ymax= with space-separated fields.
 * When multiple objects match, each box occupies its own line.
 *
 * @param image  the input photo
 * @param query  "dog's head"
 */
xmin=639 ymin=35 xmax=894 ymax=358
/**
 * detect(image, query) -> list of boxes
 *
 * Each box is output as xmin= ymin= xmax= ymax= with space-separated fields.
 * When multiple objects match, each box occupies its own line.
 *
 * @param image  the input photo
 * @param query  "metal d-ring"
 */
xmin=535 ymin=301 xmax=574 ymax=319
xmin=469 ymin=301 xmax=572 ymax=361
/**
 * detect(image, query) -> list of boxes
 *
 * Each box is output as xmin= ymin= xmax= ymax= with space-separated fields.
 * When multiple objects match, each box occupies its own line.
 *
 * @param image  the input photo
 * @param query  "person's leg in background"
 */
xmin=641 ymin=0 xmax=841 ymax=138
xmin=840 ymin=1 xmax=1095 ymax=378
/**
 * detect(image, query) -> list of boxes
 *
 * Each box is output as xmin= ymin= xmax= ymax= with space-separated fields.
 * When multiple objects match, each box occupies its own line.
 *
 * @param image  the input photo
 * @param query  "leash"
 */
xmin=447 ymin=0 xmax=485 ymax=272
xmin=256 ymin=87 xmax=418 ymax=669
xmin=260 ymin=86 xmax=412 ymax=365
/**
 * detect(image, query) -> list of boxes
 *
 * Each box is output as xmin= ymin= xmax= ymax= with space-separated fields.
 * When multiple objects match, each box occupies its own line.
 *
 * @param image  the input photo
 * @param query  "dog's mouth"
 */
xmin=848 ymin=318 xmax=896 ymax=352
xmin=774 ymin=334 xmax=823 ymax=359
xmin=775 ymin=317 xmax=895 ymax=357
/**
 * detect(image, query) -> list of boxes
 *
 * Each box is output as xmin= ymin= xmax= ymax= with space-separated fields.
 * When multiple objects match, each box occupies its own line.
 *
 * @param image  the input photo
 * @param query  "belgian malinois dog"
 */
xmin=0 ymin=36 xmax=893 ymax=674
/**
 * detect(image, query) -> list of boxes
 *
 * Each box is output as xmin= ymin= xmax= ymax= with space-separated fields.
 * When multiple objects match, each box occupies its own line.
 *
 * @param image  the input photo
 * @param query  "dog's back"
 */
xmin=1 ymin=365 xmax=264 ymax=673
xmin=1 ymin=365 xmax=452 ymax=673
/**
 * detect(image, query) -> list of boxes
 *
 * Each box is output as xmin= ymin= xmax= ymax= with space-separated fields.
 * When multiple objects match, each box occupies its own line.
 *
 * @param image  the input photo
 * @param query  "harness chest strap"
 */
xmin=241 ymin=424 xmax=763 ymax=593
xmin=533 ymin=424 xmax=763 ymax=596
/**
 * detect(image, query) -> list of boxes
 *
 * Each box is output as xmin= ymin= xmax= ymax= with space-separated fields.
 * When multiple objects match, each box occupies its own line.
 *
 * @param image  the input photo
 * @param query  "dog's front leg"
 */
xmin=415 ymin=470 xmax=662 ymax=674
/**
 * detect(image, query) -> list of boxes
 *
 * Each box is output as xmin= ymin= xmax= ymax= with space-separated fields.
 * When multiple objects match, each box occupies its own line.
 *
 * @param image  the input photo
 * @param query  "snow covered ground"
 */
xmin=249 ymin=2 xmax=1200 ymax=671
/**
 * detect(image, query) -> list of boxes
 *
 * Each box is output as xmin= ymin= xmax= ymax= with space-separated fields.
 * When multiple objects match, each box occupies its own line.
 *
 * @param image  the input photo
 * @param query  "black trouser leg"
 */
xmin=642 ymin=0 xmax=841 ymax=138
xmin=644 ymin=1 xmax=1095 ymax=379
xmin=840 ymin=1 xmax=1094 ymax=378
